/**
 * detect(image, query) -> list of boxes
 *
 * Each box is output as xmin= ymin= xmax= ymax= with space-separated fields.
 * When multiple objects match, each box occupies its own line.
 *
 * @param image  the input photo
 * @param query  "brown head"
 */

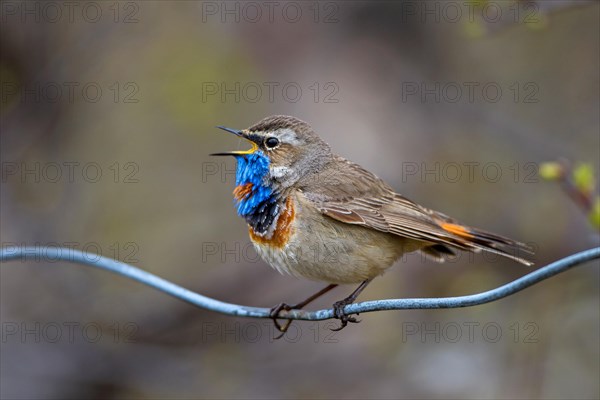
xmin=212 ymin=115 xmax=333 ymax=191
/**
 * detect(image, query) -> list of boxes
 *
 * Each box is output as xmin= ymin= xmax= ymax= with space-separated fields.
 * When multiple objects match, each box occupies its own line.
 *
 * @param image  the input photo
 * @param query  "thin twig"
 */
xmin=1 ymin=247 xmax=599 ymax=321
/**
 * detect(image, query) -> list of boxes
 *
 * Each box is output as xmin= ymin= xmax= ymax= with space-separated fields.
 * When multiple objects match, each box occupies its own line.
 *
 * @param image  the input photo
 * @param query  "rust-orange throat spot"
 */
xmin=233 ymin=183 xmax=254 ymax=201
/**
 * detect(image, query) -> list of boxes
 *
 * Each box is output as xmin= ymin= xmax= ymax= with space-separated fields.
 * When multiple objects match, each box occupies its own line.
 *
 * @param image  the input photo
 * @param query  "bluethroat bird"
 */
xmin=212 ymin=115 xmax=532 ymax=335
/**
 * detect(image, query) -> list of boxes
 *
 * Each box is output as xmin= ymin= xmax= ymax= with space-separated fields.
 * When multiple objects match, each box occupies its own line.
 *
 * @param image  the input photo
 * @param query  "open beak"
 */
xmin=210 ymin=126 xmax=259 ymax=156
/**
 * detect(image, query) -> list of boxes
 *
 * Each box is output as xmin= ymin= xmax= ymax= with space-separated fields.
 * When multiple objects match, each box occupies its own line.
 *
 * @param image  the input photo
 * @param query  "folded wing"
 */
xmin=305 ymin=156 xmax=533 ymax=265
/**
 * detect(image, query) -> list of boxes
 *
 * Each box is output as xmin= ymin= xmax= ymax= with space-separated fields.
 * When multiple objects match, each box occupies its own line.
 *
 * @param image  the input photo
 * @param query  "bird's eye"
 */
xmin=265 ymin=137 xmax=280 ymax=149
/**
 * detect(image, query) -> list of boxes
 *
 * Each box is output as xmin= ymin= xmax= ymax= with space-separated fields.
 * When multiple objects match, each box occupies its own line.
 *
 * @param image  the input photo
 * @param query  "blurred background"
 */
xmin=1 ymin=1 xmax=598 ymax=399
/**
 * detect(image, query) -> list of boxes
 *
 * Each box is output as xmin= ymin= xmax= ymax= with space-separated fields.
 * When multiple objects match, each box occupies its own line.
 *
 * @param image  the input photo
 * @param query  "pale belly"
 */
xmin=251 ymin=193 xmax=422 ymax=284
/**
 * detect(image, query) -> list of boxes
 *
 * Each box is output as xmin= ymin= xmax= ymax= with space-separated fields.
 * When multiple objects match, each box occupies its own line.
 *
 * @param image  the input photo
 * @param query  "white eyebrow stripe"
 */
xmin=276 ymin=128 xmax=301 ymax=145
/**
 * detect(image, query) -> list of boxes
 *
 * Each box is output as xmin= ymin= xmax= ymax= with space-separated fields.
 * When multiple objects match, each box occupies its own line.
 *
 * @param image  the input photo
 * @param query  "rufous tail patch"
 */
xmin=441 ymin=222 xmax=474 ymax=239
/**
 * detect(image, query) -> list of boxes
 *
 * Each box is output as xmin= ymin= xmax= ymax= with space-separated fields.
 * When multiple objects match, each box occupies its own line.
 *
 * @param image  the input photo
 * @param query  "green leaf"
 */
xmin=572 ymin=163 xmax=596 ymax=196
xmin=539 ymin=162 xmax=563 ymax=181
xmin=589 ymin=197 xmax=600 ymax=230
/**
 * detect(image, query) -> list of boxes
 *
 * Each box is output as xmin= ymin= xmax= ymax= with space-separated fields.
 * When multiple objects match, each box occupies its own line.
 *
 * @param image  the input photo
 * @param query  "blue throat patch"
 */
xmin=233 ymin=151 xmax=281 ymax=234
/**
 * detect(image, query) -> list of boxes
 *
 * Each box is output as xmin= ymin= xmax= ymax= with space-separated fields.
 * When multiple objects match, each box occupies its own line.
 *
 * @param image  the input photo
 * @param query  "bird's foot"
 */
xmin=331 ymin=299 xmax=360 ymax=332
xmin=268 ymin=284 xmax=340 ymax=339
xmin=269 ymin=302 xmax=295 ymax=339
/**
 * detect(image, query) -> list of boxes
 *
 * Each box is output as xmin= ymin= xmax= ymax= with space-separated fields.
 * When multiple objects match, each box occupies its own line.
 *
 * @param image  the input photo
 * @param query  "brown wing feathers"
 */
xmin=319 ymin=194 xmax=533 ymax=266
xmin=311 ymin=156 xmax=533 ymax=266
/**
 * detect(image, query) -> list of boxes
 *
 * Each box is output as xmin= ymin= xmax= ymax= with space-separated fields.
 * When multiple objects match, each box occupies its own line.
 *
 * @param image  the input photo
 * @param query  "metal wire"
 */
xmin=1 ymin=246 xmax=599 ymax=321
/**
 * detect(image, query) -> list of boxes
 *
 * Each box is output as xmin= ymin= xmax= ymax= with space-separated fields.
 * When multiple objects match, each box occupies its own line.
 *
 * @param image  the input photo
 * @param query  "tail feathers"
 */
xmin=420 ymin=244 xmax=456 ymax=262
xmin=438 ymin=222 xmax=534 ymax=266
